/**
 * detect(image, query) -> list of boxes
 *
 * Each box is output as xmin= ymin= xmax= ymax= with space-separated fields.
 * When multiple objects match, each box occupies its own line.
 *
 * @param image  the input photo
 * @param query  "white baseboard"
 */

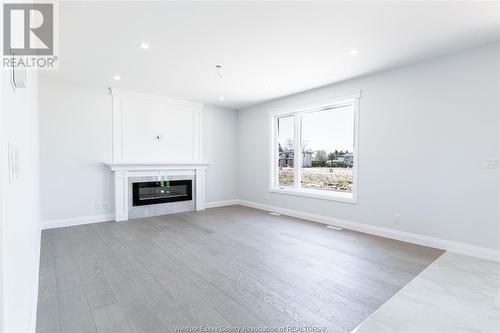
xmin=41 ymin=213 xmax=114 ymax=230
xmin=41 ymin=201 xmax=239 ymax=229
xmin=236 ymin=199 xmax=500 ymax=263
xmin=205 ymin=199 xmax=240 ymax=209
xmin=40 ymin=201 xmax=500 ymax=262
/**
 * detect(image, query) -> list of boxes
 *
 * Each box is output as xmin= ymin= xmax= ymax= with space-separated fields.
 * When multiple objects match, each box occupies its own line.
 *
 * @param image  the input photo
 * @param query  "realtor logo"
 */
xmin=2 ymin=2 xmax=57 ymax=69
xmin=3 ymin=3 xmax=53 ymax=55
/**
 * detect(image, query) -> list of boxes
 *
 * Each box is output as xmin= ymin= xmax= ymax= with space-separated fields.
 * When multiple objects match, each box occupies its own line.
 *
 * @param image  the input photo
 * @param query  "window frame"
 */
xmin=268 ymin=91 xmax=360 ymax=204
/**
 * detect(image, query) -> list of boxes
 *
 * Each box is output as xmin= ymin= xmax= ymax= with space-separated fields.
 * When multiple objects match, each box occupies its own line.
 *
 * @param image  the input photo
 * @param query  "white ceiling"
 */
xmin=43 ymin=1 xmax=500 ymax=109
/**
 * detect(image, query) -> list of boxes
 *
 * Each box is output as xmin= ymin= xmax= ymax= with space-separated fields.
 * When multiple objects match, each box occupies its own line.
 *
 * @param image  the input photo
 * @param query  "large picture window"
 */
xmin=269 ymin=93 xmax=359 ymax=203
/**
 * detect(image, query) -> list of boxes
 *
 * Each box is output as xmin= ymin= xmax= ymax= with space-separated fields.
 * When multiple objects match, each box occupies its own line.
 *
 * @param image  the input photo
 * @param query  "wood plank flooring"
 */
xmin=36 ymin=205 xmax=443 ymax=333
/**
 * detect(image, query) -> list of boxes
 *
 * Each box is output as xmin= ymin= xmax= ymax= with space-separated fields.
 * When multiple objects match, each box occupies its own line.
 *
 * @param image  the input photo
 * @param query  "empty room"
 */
xmin=1 ymin=1 xmax=499 ymax=332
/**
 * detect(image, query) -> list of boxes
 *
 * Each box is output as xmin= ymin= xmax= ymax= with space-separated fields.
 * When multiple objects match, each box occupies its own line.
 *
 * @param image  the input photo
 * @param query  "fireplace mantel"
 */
xmin=107 ymin=162 xmax=210 ymax=171
xmin=106 ymin=162 xmax=210 ymax=221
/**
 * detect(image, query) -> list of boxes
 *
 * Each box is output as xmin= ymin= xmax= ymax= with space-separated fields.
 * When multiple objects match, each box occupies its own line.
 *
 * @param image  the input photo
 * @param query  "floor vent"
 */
xmin=326 ymin=225 xmax=343 ymax=231
xmin=269 ymin=212 xmax=281 ymax=216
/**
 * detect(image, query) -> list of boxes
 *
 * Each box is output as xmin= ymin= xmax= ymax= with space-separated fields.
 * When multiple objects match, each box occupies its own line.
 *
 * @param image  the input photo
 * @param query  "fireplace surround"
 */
xmin=106 ymin=162 xmax=209 ymax=221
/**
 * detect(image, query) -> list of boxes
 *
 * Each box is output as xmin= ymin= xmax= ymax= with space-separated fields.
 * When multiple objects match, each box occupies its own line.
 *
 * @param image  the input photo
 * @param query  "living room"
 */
xmin=1 ymin=1 xmax=499 ymax=332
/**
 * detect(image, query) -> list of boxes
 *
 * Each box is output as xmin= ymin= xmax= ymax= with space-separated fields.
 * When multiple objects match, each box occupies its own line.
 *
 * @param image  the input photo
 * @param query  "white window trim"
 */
xmin=268 ymin=91 xmax=360 ymax=204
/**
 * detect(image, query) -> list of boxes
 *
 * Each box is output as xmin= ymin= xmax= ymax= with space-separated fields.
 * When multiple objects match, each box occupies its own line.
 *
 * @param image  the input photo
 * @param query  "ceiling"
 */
xmin=43 ymin=1 xmax=500 ymax=109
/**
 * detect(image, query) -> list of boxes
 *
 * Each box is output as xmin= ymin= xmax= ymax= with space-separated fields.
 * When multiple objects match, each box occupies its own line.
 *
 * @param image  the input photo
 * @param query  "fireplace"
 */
xmin=132 ymin=180 xmax=192 ymax=206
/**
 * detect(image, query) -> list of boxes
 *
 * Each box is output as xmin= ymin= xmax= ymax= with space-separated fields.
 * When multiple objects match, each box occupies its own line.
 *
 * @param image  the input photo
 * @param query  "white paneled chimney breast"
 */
xmin=107 ymin=89 xmax=208 ymax=221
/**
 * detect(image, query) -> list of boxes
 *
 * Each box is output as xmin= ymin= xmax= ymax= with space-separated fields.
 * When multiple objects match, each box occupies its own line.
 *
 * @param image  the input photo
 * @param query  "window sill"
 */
xmin=269 ymin=187 xmax=357 ymax=204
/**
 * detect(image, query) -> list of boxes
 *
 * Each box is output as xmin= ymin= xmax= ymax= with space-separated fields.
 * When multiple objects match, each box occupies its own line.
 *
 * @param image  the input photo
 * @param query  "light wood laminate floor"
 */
xmin=36 ymin=206 xmax=443 ymax=333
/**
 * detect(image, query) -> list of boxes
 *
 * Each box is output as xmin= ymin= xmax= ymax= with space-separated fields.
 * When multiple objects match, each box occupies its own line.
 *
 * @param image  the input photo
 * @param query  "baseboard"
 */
xmin=41 ymin=213 xmax=114 ymax=230
xmin=40 ymin=201 xmax=500 ymax=262
xmin=205 ymin=199 xmax=240 ymax=209
xmin=236 ymin=199 xmax=500 ymax=262
xmin=41 ymin=201 xmax=240 ymax=229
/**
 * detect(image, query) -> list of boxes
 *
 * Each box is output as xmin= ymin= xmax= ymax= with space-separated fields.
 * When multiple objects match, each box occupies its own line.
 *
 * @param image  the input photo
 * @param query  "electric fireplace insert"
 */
xmin=132 ymin=180 xmax=192 ymax=206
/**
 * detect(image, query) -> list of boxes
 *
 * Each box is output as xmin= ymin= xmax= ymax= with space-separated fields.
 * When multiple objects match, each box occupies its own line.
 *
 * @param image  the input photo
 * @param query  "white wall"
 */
xmin=203 ymin=105 xmax=238 ymax=203
xmin=39 ymin=78 xmax=238 ymax=222
xmin=0 ymin=66 xmax=4 ymax=332
xmin=237 ymin=42 xmax=500 ymax=252
xmin=1 ymin=69 xmax=41 ymax=332
xmin=40 ymin=79 xmax=113 ymax=221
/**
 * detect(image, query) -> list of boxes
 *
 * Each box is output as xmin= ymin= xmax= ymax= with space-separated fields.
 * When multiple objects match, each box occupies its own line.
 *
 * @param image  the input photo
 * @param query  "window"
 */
xmin=277 ymin=115 xmax=295 ymax=187
xmin=270 ymin=93 xmax=359 ymax=203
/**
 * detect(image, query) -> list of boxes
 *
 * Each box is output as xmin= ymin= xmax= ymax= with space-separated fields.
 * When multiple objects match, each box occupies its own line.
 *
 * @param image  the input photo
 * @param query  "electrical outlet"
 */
xmin=95 ymin=202 xmax=107 ymax=210
xmin=393 ymin=213 xmax=401 ymax=224
xmin=485 ymin=159 xmax=500 ymax=169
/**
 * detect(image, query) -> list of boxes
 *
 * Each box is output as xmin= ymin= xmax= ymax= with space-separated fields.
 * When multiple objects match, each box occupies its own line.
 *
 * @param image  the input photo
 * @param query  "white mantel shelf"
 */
xmin=106 ymin=162 xmax=210 ymax=171
xmin=106 ymin=162 xmax=210 ymax=222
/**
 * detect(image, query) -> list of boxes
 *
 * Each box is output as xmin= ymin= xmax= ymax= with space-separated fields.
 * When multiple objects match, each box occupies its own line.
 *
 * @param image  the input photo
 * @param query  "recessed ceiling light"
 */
xmin=138 ymin=42 xmax=150 ymax=50
xmin=349 ymin=49 xmax=359 ymax=56
xmin=113 ymin=75 xmax=121 ymax=81
xmin=219 ymin=96 xmax=224 ymax=101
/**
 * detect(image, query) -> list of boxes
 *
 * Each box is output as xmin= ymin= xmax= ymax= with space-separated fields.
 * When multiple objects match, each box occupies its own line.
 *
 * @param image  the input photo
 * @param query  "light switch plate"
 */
xmin=8 ymin=142 xmax=20 ymax=183
xmin=8 ymin=142 xmax=14 ymax=183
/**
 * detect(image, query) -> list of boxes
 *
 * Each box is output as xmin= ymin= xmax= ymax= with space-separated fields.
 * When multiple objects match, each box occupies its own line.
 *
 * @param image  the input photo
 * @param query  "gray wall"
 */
xmin=237 ymin=42 xmax=500 ymax=250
